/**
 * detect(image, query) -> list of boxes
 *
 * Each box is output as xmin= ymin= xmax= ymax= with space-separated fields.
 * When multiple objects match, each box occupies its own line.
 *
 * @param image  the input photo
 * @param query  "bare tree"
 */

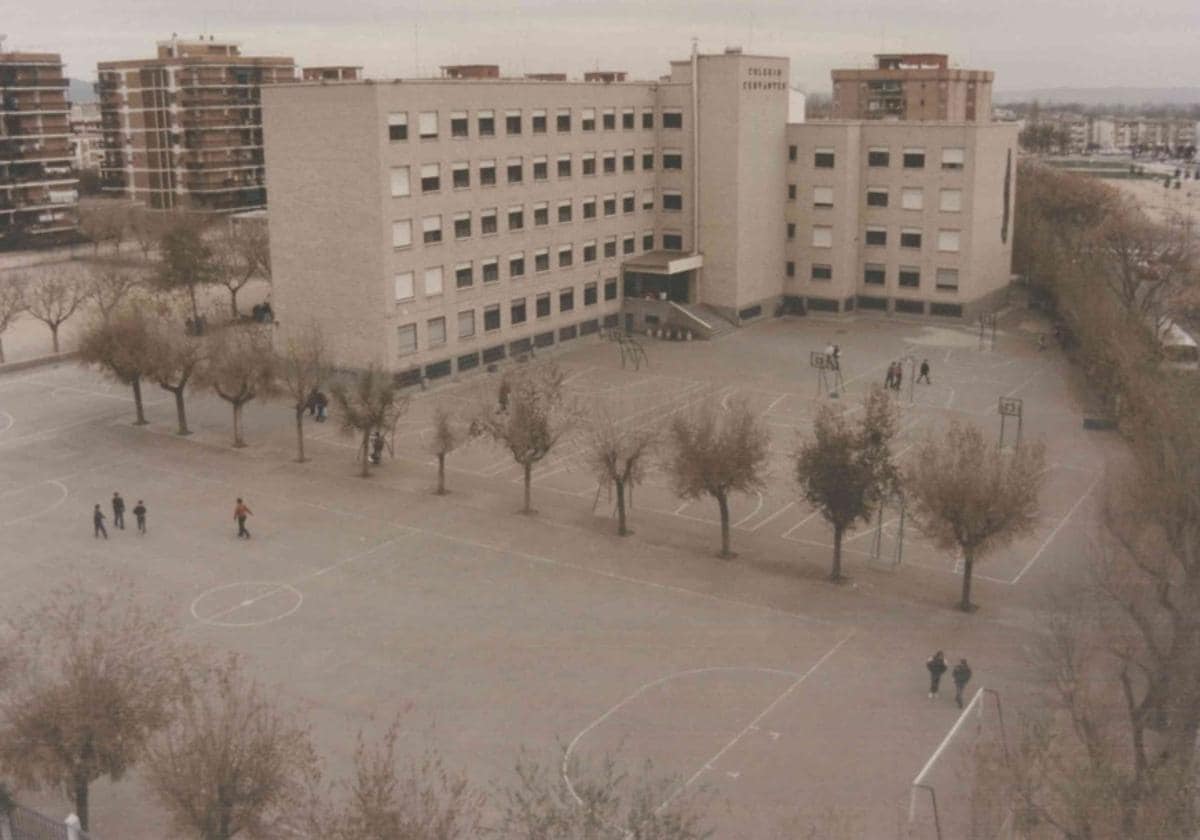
xmin=154 ymin=220 xmax=218 ymax=325
xmin=85 ymin=263 xmax=141 ymax=323
xmin=664 ymin=394 xmax=769 ymax=559
xmin=583 ymin=402 xmax=658 ymax=536
xmin=197 ymin=326 xmax=278 ymax=447
xmin=0 ymin=278 xmax=26 ymax=365
xmin=212 ymin=224 xmax=269 ymax=319
xmin=146 ymin=319 xmax=204 ymax=436
xmin=77 ymin=301 xmax=156 ymax=425
xmin=473 ymin=362 xmax=573 ymax=514
xmin=794 ymin=386 xmax=898 ymax=581
xmin=331 ymin=364 xmax=410 ymax=477
xmin=428 ymin=405 xmax=464 ymax=495
xmin=77 ymin=202 xmax=128 ymax=255
xmin=145 ymin=656 xmax=317 ymax=840
xmin=129 ymin=207 xmax=171 ymax=261
xmin=278 ymin=324 xmax=331 ymax=463
xmin=0 ymin=580 xmax=193 ymax=831
xmin=904 ymin=421 xmax=1046 ymax=611
xmin=25 ymin=267 xmax=87 ymax=354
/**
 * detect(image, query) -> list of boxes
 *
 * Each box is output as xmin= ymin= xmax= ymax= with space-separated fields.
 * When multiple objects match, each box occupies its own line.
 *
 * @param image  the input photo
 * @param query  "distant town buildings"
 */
xmin=96 ymin=37 xmax=296 ymax=213
xmin=831 ymin=53 xmax=993 ymax=122
xmin=1006 ymin=108 xmax=1198 ymax=156
xmin=69 ymin=102 xmax=104 ymax=171
xmin=0 ymin=48 xmax=79 ymax=248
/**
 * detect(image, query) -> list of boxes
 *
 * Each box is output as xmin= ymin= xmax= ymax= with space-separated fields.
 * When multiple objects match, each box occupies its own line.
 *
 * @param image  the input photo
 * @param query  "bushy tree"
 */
xmin=429 ymin=405 xmax=464 ymax=495
xmin=146 ymin=315 xmax=204 ymax=436
xmin=25 ymin=267 xmax=86 ymax=354
xmin=85 ymin=263 xmax=141 ymax=323
xmin=213 ymin=224 xmax=270 ymax=319
xmin=77 ymin=300 xmax=156 ymax=425
xmin=278 ymin=324 xmax=331 ymax=462
xmin=583 ymin=402 xmax=658 ymax=536
xmin=332 ymin=364 xmax=409 ymax=477
xmin=155 ymin=220 xmax=218 ymax=324
xmin=197 ymin=326 xmax=278 ymax=447
xmin=0 ymin=278 xmax=26 ymax=365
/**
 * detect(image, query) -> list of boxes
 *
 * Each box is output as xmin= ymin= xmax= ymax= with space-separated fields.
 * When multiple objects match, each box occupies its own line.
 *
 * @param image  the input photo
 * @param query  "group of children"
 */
xmin=926 ymin=650 xmax=973 ymax=708
xmin=92 ymin=491 xmax=146 ymax=538
xmin=884 ymin=358 xmax=933 ymax=391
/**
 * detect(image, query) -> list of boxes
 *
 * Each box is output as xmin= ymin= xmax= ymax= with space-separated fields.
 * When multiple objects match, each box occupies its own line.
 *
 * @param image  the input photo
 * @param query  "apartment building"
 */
xmin=832 ymin=54 xmax=992 ymax=123
xmin=70 ymin=103 xmax=104 ymax=171
xmin=96 ymin=37 xmax=295 ymax=212
xmin=0 ymin=50 xmax=79 ymax=248
xmin=784 ymin=121 xmax=1017 ymax=318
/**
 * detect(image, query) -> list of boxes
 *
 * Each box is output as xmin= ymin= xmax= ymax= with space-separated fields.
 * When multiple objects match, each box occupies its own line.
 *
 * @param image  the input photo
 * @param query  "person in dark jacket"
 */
xmin=133 ymin=500 xmax=147 ymax=535
xmin=112 ymin=491 xmax=125 ymax=529
xmin=917 ymin=359 xmax=931 ymax=384
xmin=953 ymin=659 xmax=973 ymax=708
xmin=926 ymin=651 xmax=948 ymax=698
xmin=93 ymin=504 xmax=107 ymax=539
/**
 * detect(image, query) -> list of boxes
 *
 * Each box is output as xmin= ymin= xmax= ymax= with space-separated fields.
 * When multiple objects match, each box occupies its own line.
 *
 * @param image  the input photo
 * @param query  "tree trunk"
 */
xmin=73 ymin=775 xmax=89 ymax=832
xmin=360 ymin=430 xmax=371 ymax=477
xmin=959 ymin=550 xmax=975 ymax=611
xmin=229 ymin=286 xmax=239 ymax=319
xmin=615 ymin=477 xmax=628 ymax=536
xmin=131 ymin=375 xmax=148 ymax=425
xmin=50 ymin=323 xmax=60 ymax=354
xmin=831 ymin=524 xmax=844 ymax=582
xmin=294 ymin=408 xmax=306 ymax=462
xmin=522 ymin=462 xmax=533 ymax=513
xmin=187 ymin=285 xmax=200 ymax=324
xmin=0 ymin=335 xmax=5 ymax=364
xmin=170 ymin=387 xmax=190 ymax=435
xmin=232 ymin=402 xmax=245 ymax=448
xmin=437 ymin=453 xmax=446 ymax=494
xmin=716 ymin=492 xmax=733 ymax=558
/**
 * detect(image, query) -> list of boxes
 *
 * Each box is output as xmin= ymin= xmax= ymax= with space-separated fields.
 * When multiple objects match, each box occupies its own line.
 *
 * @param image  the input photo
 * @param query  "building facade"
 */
xmin=832 ymin=54 xmax=992 ymax=123
xmin=70 ymin=102 xmax=104 ymax=171
xmin=0 ymin=50 xmax=79 ymax=247
xmin=97 ymin=38 xmax=295 ymax=212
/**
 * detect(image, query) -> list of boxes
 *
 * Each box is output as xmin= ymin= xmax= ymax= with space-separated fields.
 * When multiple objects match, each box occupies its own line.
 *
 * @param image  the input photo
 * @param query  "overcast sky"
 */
xmin=5 ymin=0 xmax=1198 ymax=91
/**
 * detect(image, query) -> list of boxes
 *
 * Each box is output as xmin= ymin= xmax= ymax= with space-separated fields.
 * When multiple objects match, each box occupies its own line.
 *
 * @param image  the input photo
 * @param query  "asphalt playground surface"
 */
xmin=0 ymin=307 xmax=1117 ymax=838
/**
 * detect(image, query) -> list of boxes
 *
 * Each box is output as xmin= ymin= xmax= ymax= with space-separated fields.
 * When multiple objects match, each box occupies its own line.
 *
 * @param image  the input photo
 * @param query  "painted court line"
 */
xmin=748 ymin=500 xmax=795 ymax=532
xmin=1010 ymin=473 xmax=1102 ymax=584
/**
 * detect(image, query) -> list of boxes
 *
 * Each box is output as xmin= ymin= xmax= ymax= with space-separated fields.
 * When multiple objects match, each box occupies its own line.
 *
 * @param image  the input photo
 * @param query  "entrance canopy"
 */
xmin=622 ymin=251 xmax=702 ymax=304
xmin=621 ymin=250 xmax=703 ymax=276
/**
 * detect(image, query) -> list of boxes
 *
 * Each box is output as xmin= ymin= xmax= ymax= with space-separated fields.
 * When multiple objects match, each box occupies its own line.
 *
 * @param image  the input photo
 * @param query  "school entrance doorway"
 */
xmin=621 ymin=251 xmax=704 ymax=304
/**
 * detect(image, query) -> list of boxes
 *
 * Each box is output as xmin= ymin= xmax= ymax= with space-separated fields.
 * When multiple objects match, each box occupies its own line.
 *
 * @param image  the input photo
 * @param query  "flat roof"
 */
xmin=622 ymin=250 xmax=704 ymax=275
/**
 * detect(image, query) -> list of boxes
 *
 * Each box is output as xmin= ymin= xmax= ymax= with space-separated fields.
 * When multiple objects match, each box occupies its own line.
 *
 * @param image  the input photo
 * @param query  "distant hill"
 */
xmin=68 ymin=78 xmax=97 ymax=104
xmin=994 ymin=87 xmax=1200 ymax=108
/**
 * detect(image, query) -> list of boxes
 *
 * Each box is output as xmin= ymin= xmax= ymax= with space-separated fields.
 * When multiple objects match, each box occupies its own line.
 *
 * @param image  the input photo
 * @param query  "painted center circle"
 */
xmin=190 ymin=581 xmax=304 ymax=627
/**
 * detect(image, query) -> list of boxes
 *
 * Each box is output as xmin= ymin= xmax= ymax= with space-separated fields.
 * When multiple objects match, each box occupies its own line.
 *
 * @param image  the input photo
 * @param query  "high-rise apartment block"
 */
xmin=97 ymin=38 xmax=295 ymax=212
xmin=0 ymin=49 xmax=79 ymax=248
xmin=832 ymin=54 xmax=992 ymax=122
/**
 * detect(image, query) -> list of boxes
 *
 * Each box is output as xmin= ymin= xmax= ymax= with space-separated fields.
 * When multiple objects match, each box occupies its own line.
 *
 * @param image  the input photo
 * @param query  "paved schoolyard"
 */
xmin=0 ymin=307 xmax=1115 ymax=839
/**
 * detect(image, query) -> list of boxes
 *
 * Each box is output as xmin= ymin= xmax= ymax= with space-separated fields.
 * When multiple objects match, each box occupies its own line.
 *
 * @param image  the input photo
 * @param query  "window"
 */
xmin=788 ymin=144 xmax=797 ymax=162
xmin=786 ymin=261 xmax=795 ymax=277
xmin=508 ymin=206 xmax=524 ymax=231
xmin=937 ymin=230 xmax=961 ymax=252
xmin=477 ymin=110 xmax=495 ymax=137
xmin=582 ymin=108 xmax=596 ymax=131
xmin=536 ymin=293 xmax=551 ymax=317
xmin=557 ymin=200 xmax=573 ymax=223
xmin=622 ymin=192 xmax=635 ymax=214
xmin=941 ymin=147 xmax=965 ymax=170
xmin=534 ymin=202 xmax=549 ymax=226
xmin=903 ymin=148 xmax=926 ymax=169
xmin=864 ymin=263 xmax=886 ymax=285
xmin=453 ymin=212 xmax=471 ymax=239
xmin=557 ymin=154 xmax=572 ymax=178
xmin=560 ymin=287 xmax=574 ymax=311
xmin=420 ymin=163 xmax=440 ymax=193
xmin=622 ymin=108 xmax=635 ymax=129
xmin=865 ymin=226 xmax=887 ymax=246
xmin=507 ymin=157 xmax=523 ymax=183
xmin=662 ymin=149 xmax=683 ymax=170
xmin=484 ymin=304 xmax=501 ymax=331
xmin=532 ymin=109 xmax=547 ymax=134
xmin=481 ymin=208 xmax=498 ymax=235
xmin=452 ymin=162 xmax=469 ymax=189
xmin=868 ymin=147 xmax=889 ymax=167
xmin=427 ymin=316 xmax=446 ymax=346
xmin=814 ymin=148 xmax=835 ymax=168
xmin=582 ymin=153 xmax=596 ymax=176
xmin=418 ymin=111 xmax=438 ymax=139
xmin=390 ymin=166 xmax=410 ymax=197
xmin=602 ymin=152 xmax=616 ymax=174
xmin=866 ymin=188 xmax=888 ymax=207
xmin=394 ymin=271 xmax=414 ymax=301
xmin=603 ymin=237 xmax=617 ymax=258
xmin=450 ymin=111 xmax=468 ymax=138
xmin=556 ymin=109 xmax=571 ymax=132
xmin=642 ymin=189 xmax=654 ymax=210
xmin=603 ymin=109 xmax=616 ymax=130
xmin=661 ymin=190 xmax=683 ymax=212
xmin=900 ymin=228 xmax=922 ymax=248
xmin=623 ymin=150 xmax=635 ymax=172
xmin=535 ymin=248 xmax=550 ymax=272
xmin=787 ymin=222 xmax=796 ymax=240
xmin=898 ymin=267 xmax=920 ymax=288
xmin=622 ymin=235 xmax=635 ymax=255
xmin=583 ymin=197 xmax=597 ymax=219
xmin=788 ymin=184 xmax=796 ymax=201
xmin=511 ymin=298 xmax=527 ymax=324
xmin=583 ymin=240 xmax=597 ymax=262
xmin=388 ymin=112 xmax=408 ymax=141
xmin=642 ymin=150 xmax=655 ymax=170
xmin=813 ymin=187 xmax=834 ymax=209
xmin=642 ymin=109 xmax=654 ymax=129
xmin=603 ymin=195 xmax=616 ymax=216
xmin=422 ymin=215 xmax=442 ymax=244
xmin=398 ymin=323 xmax=417 ymax=355
xmin=509 ymin=252 xmax=525 ymax=278
xmin=662 ymin=233 xmax=683 ymax=251
xmin=812 ymin=225 xmax=833 ymax=248
xmin=458 ymin=309 xmax=476 ymax=339
xmin=642 ymin=231 xmax=654 ymax=251
xmin=605 ymin=278 xmax=618 ymax=300
xmin=533 ymin=155 xmax=548 ymax=180
xmin=939 ymin=189 xmax=962 ymax=212
xmin=424 ymin=266 xmax=443 ymax=296
xmin=392 ymin=220 xmax=412 ymax=249
xmin=455 ymin=262 xmax=473 ymax=289
xmin=811 ymin=263 xmax=832 ymax=281
xmin=584 ymin=282 xmax=598 ymax=305
xmin=936 ymin=268 xmax=959 ymax=291
xmin=479 ymin=159 xmax=496 ymax=186
xmin=482 ymin=258 xmax=499 ymax=283
xmin=506 ymin=110 xmax=522 ymax=135
xmin=902 ymin=188 xmax=924 ymax=211
xmin=663 ymin=109 xmax=683 ymax=129
xmin=558 ymin=245 xmax=573 ymax=268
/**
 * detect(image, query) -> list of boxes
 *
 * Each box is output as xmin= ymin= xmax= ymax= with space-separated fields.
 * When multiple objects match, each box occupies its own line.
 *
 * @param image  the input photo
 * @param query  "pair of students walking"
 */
xmin=926 ymin=650 xmax=973 ymax=708
xmin=93 ymin=491 xmax=146 ymax=538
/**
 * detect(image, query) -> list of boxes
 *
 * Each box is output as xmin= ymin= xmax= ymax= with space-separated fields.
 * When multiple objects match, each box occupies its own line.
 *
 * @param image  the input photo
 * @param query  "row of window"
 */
xmin=396 ymin=279 xmax=621 ymax=355
xmin=393 ymin=233 xmax=683 ymax=300
xmin=389 ymin=150 xmax=683 ymax=196
xmin=391 ymin=192 xmax=682 ymax=248
xmin=806 ymin=225 xmax=961 ymax=252
xmin=785 ymin=262 xmax=961 ymax=291
xmin=387 ymin=107 xmax=684 ymax=141
xmin=789 ymin=185 xmax=962 ymax=213
xmin=789 ymin=145 xmax=967 ymax=171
